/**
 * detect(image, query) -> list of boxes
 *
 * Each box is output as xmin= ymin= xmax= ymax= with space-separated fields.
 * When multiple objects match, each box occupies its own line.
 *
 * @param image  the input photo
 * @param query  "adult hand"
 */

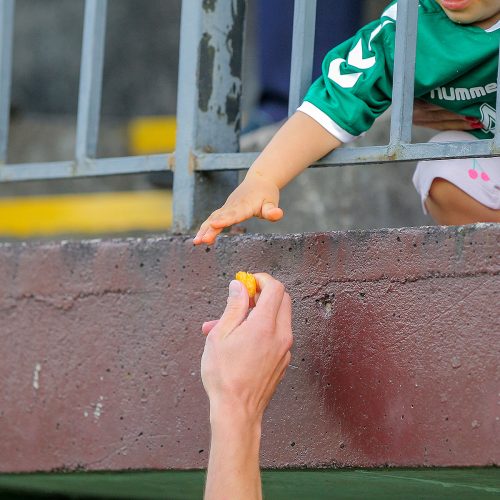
xmin=201 ymin=273 xmax=293 ymax=500
xmin=201 ymin=272 xmax=292 ymax=421
xmin=413 ymin=99 xmax=482 ymax=131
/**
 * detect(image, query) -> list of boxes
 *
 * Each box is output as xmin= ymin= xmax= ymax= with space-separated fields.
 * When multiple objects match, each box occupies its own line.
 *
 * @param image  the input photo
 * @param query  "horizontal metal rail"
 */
xmin=0 ymin=154 xmax=172 ymax=182
xmin=1 ymin=136 xmax=499 ymax=182
xmin=196 ymin=139 xmax=500 ymax=171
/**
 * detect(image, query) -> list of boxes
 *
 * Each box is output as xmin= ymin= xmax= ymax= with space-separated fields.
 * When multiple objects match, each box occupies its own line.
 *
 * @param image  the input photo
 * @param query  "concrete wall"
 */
xmin=0 ymin=224 xmax=498 ymax=472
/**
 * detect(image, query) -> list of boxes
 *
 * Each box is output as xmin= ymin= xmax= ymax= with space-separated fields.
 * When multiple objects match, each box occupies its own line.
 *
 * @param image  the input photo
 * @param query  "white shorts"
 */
xmin=412 ymin=131 xmax=500 ymax=214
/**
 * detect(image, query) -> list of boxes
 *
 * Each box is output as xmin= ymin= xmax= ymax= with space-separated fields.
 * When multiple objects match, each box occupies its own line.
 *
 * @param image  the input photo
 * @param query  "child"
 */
xmin=194 ymin=0 xmax=500 ymax=245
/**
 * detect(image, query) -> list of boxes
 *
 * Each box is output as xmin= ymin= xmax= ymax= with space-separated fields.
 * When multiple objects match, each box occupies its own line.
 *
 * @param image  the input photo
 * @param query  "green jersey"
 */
xmin=299 ymin=0 xmax=499 ymax=142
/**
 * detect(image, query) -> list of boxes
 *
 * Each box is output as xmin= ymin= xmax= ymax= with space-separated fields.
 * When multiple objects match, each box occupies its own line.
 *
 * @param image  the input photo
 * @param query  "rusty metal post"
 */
xmin=173 ymin=0 xmax=246 ymax=233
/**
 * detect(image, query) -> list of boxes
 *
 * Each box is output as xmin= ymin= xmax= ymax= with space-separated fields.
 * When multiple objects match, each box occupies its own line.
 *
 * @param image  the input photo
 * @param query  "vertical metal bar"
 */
xmin=288 ymin=0 xmax=317 ymax=116
xmin=0 ymin=0 xmax=15 ymax=163
xmin=75 ymin=0 xmax=107 ymax=163
xmin=389 ymin=0 xmax=418 ymax=148
xmin=173 ymin=0 xmax=245 ymax=233
xmin=494 ymin=43 xmax=500 ymax=150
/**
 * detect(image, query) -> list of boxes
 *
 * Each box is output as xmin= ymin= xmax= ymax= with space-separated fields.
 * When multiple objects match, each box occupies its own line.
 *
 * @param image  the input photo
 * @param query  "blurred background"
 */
xmin=1 ymin=0 xmax=433 ymax=241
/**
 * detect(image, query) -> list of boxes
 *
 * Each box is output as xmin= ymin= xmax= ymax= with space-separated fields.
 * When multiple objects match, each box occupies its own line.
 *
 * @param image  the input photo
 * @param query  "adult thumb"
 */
xmin=212 ymin=280 xmax=249 ymax=338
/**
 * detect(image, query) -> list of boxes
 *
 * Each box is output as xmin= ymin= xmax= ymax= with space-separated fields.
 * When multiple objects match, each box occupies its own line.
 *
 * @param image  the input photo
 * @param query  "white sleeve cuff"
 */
xmin=297 ymin=101 xmax=359 ymax=143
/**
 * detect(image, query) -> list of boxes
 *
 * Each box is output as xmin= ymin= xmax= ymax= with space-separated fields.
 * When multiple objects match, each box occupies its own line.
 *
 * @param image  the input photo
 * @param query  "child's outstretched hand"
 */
xmin=193 ymin=172 xmax=284 ymax=245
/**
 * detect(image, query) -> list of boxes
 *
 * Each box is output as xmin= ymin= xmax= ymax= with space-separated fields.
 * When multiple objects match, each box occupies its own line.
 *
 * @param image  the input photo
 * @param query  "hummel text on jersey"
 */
xmin=430 ymin=83 xmax=497 ymax=101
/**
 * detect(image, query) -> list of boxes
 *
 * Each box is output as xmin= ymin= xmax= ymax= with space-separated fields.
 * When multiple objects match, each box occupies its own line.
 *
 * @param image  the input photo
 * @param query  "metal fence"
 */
xmin=0 ymin=0 xmax=499 ymax=232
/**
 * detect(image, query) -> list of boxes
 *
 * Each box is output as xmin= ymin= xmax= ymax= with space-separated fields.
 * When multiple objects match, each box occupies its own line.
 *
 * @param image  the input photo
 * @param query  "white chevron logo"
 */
xmin=347 ymin=39 xmax=376 ymax=69
xmin=328 ymin=58 xmax=363 ymax=88
xmin=328 ymin=18 xmax=394 ymax=89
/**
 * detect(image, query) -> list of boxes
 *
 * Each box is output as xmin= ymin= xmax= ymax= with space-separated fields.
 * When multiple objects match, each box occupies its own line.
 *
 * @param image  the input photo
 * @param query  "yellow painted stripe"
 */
xmin=0 ymin=190 xmax=172 ymax=237
xmin=128 ymin=116 xmax=176 ymax=155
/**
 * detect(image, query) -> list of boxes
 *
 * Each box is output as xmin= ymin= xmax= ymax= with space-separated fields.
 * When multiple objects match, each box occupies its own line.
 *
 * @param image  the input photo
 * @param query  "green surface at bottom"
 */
xmin=0 ymin=468 xmax=498 ymax=500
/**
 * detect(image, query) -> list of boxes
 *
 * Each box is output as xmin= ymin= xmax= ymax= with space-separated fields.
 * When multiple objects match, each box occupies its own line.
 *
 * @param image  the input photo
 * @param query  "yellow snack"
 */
xmin=235 ymin=271 xmax=257 ymax=298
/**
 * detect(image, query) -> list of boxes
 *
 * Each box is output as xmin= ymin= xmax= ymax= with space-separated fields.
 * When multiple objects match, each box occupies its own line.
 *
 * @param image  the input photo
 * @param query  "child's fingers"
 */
xmin=261 ymin=202 xmax=284 ymax=222
xmin=194 ymin=221 xmax=217 ymax=245
xmin=201 ymin=226 xmax=224 ymax=245
xmin=209 ymin=203 xmax=254 ymax=229
xmin=194 ymin=209 xmax=229 ymax=245
xmin=193 ymin=220 xmax=211 ymax=245
xmin=194 ymin=209 xmax=248 ymax=246
xmin=195 ymin=199 xmax=273 ymax=245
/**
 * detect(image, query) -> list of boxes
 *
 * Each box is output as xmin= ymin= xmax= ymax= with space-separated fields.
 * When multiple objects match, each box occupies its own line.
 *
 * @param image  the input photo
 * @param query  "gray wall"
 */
xmin=12 ymin=0 xmax=181 ymax=117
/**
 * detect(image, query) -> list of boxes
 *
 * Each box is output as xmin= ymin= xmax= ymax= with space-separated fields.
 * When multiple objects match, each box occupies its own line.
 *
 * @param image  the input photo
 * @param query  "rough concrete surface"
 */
xmin=0 ymin=224 xmax=498 ymax=472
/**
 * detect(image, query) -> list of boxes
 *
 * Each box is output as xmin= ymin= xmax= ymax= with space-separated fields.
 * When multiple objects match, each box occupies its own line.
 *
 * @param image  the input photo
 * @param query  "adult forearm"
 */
xmin=247 ymin=111 xmax=342 ymax=189
xmin=204 ymin=409 xmax=263 ymax=500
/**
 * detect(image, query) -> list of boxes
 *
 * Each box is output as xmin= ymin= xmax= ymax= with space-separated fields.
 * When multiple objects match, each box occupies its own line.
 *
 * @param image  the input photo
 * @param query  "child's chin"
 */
xmin=444 ymin=12 xmax=475 ymax=25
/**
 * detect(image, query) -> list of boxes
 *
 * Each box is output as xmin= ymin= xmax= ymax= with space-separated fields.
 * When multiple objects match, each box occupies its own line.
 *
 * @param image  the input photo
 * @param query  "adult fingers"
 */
xmin=434 ymin=111 xmax=468 ymax=122
xmin=248 ymin=273 xmax=286 ymax=327
xmin=211 ymin=280 xmax=249 ymax=339
xmin=269 ymin=351 xmax=292 ymax=390
xmin=414 ymin=119 xmax=476 ymax=131
xmin=201 ymin=319 xmax=219 ymax=335
xmin=278 ymin=351 xmax=292 ymax=383
xmin=413 ymin=99 xmax=441 ymax=111
xmin=276 ymin=292 xmax=293 ymax=352
xmin=416 ymin=109 xmax=468 ymax=123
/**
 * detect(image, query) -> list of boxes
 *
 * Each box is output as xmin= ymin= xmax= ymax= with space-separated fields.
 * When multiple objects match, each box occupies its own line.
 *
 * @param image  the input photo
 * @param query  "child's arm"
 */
xmin=193 ymin=111 xmax=341 ymax=245
xmin=194 ymin=6 xmax=398 ymax=245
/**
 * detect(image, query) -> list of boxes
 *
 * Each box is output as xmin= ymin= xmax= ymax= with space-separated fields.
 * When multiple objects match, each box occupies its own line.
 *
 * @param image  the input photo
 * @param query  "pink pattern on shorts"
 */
xmin=468 ymin=159 xmax=491 ymax=182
